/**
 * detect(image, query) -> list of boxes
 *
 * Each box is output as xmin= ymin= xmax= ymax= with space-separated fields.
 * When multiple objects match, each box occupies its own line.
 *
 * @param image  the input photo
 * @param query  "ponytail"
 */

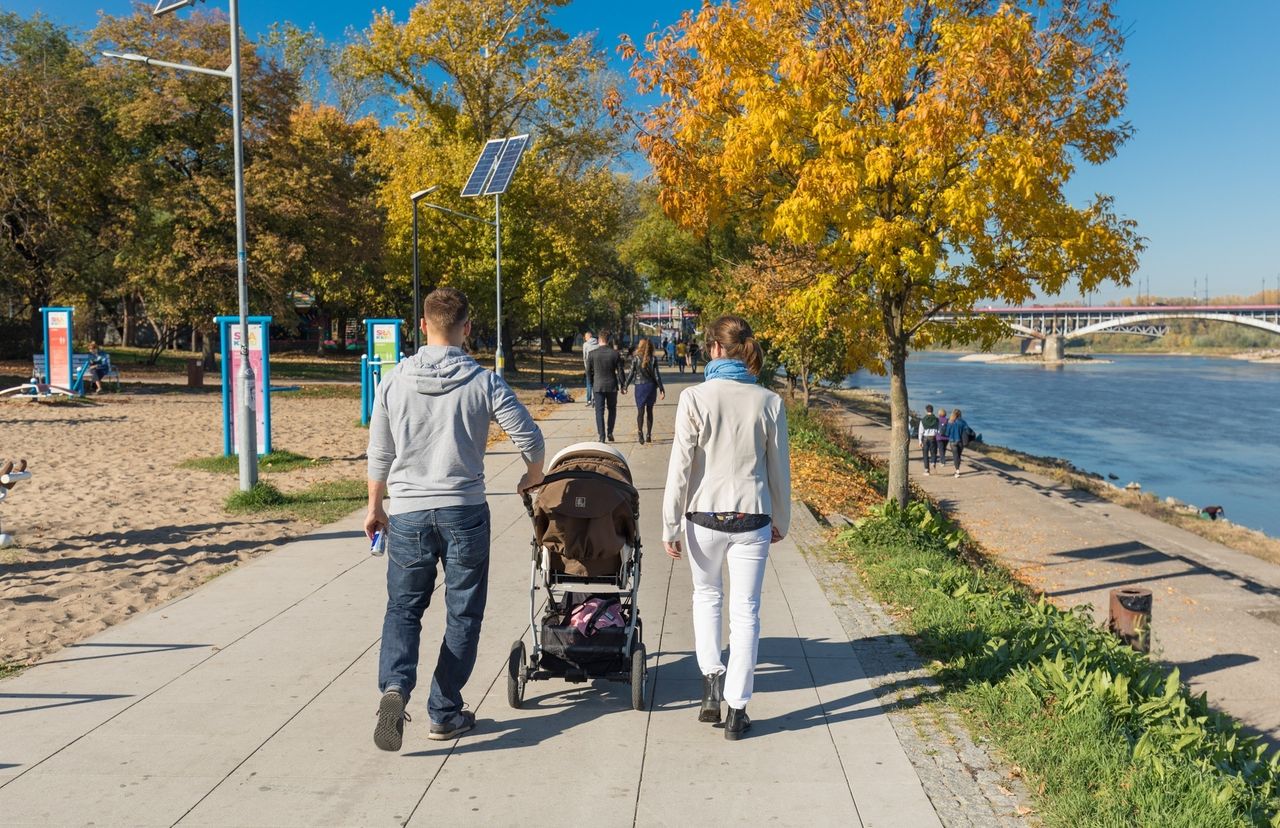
xmin=706 ymin=315 xmax=763 ymax=377
xmin=742 ymin=336 xmax=763 ymax=377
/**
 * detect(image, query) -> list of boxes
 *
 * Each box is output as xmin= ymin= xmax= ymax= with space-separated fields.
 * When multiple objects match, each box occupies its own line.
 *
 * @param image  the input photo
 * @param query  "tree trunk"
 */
xmin=887 ymin=336 xmax=911 ymax=507
xmin=201 ymin=326 xmax=216 ymax=366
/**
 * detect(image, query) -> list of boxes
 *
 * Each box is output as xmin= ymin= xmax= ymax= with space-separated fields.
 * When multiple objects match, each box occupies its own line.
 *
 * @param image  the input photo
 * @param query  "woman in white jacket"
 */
xmin=662 ymin=315 xmax=791 ymax=740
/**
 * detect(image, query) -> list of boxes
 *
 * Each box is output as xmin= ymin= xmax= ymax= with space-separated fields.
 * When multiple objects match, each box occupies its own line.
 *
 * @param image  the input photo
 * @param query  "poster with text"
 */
xmin=229 ymin=324 xmax=267 ymax=455
xmin=372 ymin=323 xmax=398 ymax=367
xmin=46 ymin=310 xmax=71 ymax=389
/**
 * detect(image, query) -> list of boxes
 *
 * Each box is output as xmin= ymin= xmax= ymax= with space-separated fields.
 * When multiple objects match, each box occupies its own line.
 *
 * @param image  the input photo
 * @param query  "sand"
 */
xmin=0 ymin=388 xmax=370 ymax=667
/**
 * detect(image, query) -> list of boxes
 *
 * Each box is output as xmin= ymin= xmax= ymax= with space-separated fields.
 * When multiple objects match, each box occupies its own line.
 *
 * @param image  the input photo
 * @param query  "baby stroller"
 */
xmin=513 ymin=442 xmax=646 ymax=710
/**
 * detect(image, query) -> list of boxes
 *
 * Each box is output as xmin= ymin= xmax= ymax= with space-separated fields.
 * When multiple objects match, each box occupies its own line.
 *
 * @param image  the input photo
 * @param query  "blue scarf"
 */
xmin=704 ymin=358 xmax=757 ymax=384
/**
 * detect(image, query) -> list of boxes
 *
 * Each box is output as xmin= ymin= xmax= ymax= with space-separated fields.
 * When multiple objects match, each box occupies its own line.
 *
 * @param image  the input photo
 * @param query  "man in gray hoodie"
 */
xmin=365 ymin=287 xmax=545 ymax=751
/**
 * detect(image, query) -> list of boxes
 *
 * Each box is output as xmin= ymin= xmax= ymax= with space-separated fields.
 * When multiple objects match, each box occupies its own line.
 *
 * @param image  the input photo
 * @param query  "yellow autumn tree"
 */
xmin=618 ymin=0 xmax=1144 ymax=506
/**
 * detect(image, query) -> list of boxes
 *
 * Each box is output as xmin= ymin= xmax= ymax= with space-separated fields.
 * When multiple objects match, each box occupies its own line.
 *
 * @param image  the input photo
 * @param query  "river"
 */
xmin=844 ymin=352 xmax=1280 ymax=538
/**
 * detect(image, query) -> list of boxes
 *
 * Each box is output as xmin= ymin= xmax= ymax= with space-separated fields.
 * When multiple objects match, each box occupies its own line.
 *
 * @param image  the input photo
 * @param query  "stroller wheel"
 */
xmin=630 ymin=643 xmax=647 ymax=711
xmin=507 ymin=640 xmax=527 ymax=709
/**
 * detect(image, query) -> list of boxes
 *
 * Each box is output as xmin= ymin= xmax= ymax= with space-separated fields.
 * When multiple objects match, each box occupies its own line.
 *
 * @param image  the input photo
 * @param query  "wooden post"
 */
xmin=1108 ymin=587 xmax=1152 ymax=653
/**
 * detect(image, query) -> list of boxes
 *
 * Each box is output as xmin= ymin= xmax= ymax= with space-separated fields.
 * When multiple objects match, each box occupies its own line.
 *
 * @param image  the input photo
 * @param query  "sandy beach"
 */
xmin=0 ymin=388 xmax=370 ymax=667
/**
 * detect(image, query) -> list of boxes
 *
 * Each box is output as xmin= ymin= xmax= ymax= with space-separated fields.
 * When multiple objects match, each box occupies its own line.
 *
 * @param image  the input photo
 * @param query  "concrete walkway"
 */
xmin=0 ymin=380 xmax=945 ymax=826
xmin=827 ymin=401 xmax=1280 ymax=747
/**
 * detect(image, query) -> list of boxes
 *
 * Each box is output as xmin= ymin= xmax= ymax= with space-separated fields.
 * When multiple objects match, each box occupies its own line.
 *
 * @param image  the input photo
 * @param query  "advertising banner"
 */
xmin=216 ymin=316 xmax=273 ymax=457
xmin=42 ymin=308 xmax=73 ymax=390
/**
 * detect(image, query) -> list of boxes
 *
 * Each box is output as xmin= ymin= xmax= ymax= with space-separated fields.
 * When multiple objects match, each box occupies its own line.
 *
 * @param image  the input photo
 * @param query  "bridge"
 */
xmin=950 ymin=304 xmax=1280 ymax=360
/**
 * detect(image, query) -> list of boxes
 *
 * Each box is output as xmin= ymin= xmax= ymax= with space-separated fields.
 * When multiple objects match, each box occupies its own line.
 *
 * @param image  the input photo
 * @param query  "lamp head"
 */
xmin=410 ymin=185 xmax=439 ymax=202
xmin=102 ymin=51 xmax=148 ymax=63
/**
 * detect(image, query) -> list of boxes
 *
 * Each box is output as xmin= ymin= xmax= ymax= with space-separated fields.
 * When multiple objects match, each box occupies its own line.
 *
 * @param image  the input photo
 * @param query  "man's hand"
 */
xmin=518 ymin=461 xmax=545 ymax=493
xmin=770 ymin=526 xmax=784 ymax=544
xmin=664 ymin=540 xmax=682 ymax=559
xmin=365 ymin=503 xmax=388 ymax=541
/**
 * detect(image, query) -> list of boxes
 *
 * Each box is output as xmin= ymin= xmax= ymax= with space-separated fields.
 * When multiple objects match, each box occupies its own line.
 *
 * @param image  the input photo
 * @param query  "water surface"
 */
xmin=845 ymin=353 xmax=1280 ymax=537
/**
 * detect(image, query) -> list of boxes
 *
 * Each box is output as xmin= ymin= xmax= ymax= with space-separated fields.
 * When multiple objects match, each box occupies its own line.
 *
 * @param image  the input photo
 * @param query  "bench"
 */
xmin=31 ymin=353 xmax=122 ymax=394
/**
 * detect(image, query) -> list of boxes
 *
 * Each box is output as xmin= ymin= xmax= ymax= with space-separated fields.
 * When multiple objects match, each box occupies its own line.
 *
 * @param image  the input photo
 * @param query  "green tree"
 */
xmin=93 ymin=8 xmax=302 ymax=360
xmin=350 ymin=0 xmax=635 ymax=369
xmin=0 ymin=13 xmax=116 ymax=348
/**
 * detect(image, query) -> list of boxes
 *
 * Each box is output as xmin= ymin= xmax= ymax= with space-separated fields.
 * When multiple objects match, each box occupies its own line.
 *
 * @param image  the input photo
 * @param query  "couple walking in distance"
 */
xmin=364 ymin=290 xmax=791 ymax=749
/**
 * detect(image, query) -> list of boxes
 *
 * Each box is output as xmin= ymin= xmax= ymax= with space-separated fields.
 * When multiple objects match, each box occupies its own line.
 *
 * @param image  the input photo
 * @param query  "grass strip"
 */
xmin=0 ymin=662 xmax=24 ymax=680
xmin=182 ymin=450 xmax=327 ymax=474
xmin=273 ymin=384 xmax=362 ymax=400
xmin=224 ymin=479 xmax=365 ymax=524
xmin=791 ymin=404 xmax=1279 ymax=827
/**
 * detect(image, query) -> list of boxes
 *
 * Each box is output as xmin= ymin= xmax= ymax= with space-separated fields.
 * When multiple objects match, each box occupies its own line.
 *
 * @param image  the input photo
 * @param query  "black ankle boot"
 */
xmin=637 ymin=429 xmax=644 ymax=444
xmin=724 ymin=706 xmax=751 ymax=740
xmin=698 ymin=672 xmax=724 ymax=723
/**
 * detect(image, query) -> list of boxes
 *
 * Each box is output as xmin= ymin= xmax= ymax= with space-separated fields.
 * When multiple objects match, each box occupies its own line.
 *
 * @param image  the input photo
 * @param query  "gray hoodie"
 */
xmin=367 ymin=345 xmax=545 ymax=515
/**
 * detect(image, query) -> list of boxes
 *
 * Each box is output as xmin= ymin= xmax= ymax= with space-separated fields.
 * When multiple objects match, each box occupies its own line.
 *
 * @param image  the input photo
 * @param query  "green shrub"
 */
xmin=841 ymin=511 xmax=1280 ymax=826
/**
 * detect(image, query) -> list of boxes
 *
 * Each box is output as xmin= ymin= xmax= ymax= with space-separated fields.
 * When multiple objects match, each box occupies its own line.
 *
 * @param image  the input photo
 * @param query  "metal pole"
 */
xmin=494 ymin=193 xmax=504 ymax=378
xmin=229 ymin=0 xmax=257 ymax=490
xmin=412 ymin=201 xmax=421 ymax=352
xmin=539 ymin=280 xmax=545 ymax=386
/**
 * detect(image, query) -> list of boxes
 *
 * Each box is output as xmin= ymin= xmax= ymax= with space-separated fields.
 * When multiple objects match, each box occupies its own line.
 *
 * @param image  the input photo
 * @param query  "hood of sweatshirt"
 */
xmin=402 ymin=345 xmax=485 ymax=396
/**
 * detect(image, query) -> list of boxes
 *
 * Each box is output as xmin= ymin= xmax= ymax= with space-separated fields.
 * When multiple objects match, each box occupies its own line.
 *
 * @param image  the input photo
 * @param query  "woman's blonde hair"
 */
xmin=636 ymin=337 xmax=654 ymax=362
xmin=705 ymin=315 xmax=763 ymax=376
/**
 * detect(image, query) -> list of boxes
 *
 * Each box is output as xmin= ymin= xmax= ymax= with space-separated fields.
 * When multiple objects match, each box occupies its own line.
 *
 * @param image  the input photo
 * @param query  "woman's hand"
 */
xmin=664 ymin=540 xmax=682 ymax=559
xmin=659 ymin=390 xmax=666 ymax=401
xmin=770 ymin=526 xmax=784 ymax=544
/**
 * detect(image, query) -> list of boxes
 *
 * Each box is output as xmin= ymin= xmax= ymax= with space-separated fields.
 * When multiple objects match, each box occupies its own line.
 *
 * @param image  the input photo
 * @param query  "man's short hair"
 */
xmin=423 ymin=288 xmax=469 ymax=331
xmin=598 ymin=329 xmax=611 ymax=343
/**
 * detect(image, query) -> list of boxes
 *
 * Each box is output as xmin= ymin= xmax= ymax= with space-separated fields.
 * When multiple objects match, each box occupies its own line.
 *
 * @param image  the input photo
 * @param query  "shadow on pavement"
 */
xmin=0 ymin=693 xmax=133 ymax=716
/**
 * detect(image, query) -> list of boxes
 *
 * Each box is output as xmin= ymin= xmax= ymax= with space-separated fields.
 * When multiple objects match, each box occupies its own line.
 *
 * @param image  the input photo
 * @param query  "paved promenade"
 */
xmin=1 ymin=380 xmax=953 ymax=826
xmin=829 ymin=400 xmax=1280 ymax=747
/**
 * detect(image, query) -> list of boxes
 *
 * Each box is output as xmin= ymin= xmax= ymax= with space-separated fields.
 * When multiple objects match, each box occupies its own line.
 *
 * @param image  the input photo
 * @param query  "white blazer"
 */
xmin=661 ymin=378 xmax=791 ymax=543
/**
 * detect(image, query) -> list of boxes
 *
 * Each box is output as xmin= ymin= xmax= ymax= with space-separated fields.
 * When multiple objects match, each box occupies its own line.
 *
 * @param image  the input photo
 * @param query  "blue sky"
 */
xmin=10 ymin=0 xmax=1280 ymax=303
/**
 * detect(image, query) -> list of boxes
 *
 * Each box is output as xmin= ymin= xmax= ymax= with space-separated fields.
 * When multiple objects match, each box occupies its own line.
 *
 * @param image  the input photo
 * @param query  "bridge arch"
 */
xmin=1070 ymin=313 xmax=1280 ymax=338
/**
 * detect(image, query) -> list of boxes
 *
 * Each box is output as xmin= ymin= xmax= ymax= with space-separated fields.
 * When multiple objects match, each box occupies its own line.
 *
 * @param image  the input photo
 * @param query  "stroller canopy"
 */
xmin=529 ymin=442 xmax=639 ymax=577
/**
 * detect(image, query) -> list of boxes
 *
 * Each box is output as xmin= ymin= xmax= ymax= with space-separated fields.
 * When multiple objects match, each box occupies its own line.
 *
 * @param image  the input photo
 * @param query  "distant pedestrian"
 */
xmin=935 ymin=408 xmax=950 ymax=462
xmin=676 ymin=341 xmax=687 ymax=373
xmin=366 ymin=287 xmax=545 ymax=751
xmin=945 ymin=408 xmax=973 ymax=477
xmin=581 ymin=332 xmax=600 ymax=407
xmin=665 ymin=338 xmax=676 ymax=367
xmin=624 ymin=338 xmax=665 ymax=444
xmin=587 ymin=329 xmax=627 ymax=442
xmin=663 ymin=315 xmax=790 ymax=742
xmin=689 ymin=341 xmax=701 ymax=372
xmin=917 ymin=404 xmax=939 ymax=475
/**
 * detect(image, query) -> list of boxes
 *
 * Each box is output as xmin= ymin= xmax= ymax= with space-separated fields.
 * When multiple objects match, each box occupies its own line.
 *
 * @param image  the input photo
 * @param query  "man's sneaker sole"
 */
xmin=428 ymin=711 xmax=476 ymax=741
xmin=374 ymin=691 xmax=406 ymax=752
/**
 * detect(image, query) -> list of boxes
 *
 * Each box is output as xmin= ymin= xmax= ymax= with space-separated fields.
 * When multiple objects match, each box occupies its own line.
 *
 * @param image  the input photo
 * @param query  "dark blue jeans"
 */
xmin=378 ymin=503 xmax=490 ymax=724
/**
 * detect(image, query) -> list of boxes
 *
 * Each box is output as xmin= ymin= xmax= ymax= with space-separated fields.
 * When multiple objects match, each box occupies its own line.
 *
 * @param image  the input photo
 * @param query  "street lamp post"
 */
xmin=104 ymin=0 xmax=257 ymax=491
xmin=412 ymin=197 xmax=498 ymax=366
xmin=537 ymin=274 xmax=552 ymax=386
xmin=409 ymin=187 xmax=439 ymax=353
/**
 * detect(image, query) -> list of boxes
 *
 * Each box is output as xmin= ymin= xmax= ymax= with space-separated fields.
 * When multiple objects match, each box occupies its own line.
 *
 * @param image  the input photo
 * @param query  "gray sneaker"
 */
xmin=428 ymin=709 xmax=476 ymax=741
xmin=373 ymin=689 xmax=410 ymax=752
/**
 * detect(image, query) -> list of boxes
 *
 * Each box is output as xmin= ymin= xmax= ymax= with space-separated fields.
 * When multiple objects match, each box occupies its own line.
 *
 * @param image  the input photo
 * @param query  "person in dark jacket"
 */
xmin=944 ymin=408 xmax=971 ymax=477
xmin=624 ymin=337 xmax=666 ymax=444
xmin=586 ymin=329 xmax=627 ymax=442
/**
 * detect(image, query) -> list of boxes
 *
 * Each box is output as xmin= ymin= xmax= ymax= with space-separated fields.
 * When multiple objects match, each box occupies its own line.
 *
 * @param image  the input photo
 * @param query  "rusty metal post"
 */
xmin=1108 ymin=587 xmax=1152 ymax=653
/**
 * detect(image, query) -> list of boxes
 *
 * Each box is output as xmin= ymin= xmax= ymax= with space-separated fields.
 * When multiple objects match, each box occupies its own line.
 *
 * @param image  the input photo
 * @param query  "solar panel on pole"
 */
xmin=460 ymin=139 xmax=505 ymax=197
xmin=482 ymin=134 xmax=529 ymax=196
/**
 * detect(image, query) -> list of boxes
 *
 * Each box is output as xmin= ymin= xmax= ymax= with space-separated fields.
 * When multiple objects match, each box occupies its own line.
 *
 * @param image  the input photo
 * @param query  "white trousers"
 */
xmin=685 ymin=522 xmax=771 ymax=709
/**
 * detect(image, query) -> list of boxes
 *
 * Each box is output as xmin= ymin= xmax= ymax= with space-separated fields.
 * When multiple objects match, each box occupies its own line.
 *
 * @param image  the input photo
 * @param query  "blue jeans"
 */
xmin=584 ymin=372 xmax=593 ymax=403
xmin=378 ymin=503 xmax=490 ymax=723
